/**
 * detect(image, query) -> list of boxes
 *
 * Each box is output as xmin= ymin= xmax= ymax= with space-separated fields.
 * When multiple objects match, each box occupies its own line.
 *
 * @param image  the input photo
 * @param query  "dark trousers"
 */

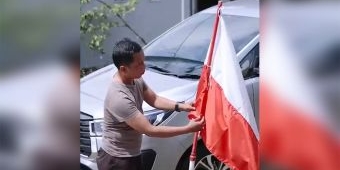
xmin=96 ymin=148 xmax=144 ymax=170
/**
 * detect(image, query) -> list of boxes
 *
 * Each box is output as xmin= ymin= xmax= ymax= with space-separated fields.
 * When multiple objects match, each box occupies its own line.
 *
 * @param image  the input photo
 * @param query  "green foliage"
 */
xmin=81 ymin=0 xmax=137 ymax=54
xmin=80 ymin=66 xmax=98 ymax=78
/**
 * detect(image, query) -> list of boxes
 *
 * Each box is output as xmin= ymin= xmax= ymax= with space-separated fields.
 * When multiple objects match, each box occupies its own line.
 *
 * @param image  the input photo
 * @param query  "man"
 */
xmin=96 ymin=38 xmax=204 ymax=170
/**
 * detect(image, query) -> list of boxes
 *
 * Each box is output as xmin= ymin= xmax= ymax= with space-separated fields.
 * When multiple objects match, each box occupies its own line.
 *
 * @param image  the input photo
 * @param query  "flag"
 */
xmin=189 ymin=15 xmax=259 ymax=170
xmin=260 ymin=13 xmax=340 ymax=170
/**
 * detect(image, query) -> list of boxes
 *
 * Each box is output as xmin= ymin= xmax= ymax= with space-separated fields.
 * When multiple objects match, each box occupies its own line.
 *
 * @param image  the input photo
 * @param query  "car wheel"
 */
xmin=195 ymin=154 xmax=231 ymax=170
xmin=176 ymin=141 xmax=231 ymax=170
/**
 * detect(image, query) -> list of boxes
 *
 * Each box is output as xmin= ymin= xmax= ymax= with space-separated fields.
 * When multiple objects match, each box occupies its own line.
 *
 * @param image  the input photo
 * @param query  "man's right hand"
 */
xmin=186 ymin=117 xmax=205 ymax=132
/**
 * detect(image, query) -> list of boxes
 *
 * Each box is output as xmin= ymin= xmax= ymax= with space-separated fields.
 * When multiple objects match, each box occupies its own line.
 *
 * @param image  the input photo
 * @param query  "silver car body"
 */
xmin=80 ymin=0 xmax=259 ymax=169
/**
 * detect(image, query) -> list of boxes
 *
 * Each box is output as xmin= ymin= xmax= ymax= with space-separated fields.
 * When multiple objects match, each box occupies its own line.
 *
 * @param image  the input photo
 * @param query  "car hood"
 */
xmin=80 ymin=65 xmax=198 ymax=119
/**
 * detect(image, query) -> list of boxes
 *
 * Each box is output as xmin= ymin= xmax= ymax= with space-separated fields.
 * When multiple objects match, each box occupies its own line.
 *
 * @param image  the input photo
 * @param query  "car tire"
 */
xmin=176 ymin=140 xmax=209 ymax=170
xmin=176 ymin=140 xmax=231 ymax=170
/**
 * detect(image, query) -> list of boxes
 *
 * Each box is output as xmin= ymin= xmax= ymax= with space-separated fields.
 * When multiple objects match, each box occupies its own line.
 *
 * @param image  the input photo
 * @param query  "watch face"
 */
xmin=175 ymin=103 xmax=180 ymax=112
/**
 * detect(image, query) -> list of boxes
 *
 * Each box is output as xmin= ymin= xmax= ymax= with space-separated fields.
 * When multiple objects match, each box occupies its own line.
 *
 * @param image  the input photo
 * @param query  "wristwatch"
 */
xmin=175 ymin=102 xmax=180 ymax=112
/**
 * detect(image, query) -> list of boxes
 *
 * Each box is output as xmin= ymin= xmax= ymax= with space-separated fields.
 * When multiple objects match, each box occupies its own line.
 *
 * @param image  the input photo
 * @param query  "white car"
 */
xmin=80 ymin=0 xmax=259 ymax=169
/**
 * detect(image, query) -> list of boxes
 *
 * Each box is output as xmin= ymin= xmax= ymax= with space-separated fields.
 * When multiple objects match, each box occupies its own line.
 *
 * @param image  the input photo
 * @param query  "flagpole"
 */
xmin=207 ymin=1 xmax=223 ymax=67
xmin=189 ymin=131 xmax=199 ymax=170
xmin=188 ymin=1 xmax=222 ymax=170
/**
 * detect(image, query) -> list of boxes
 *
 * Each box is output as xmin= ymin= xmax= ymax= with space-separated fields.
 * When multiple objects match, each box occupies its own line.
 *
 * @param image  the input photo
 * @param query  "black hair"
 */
xmin=112 ymin=38 xmax=142 ymax=68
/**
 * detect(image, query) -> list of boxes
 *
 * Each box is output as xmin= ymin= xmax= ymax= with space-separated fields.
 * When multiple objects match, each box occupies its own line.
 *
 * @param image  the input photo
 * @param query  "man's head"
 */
xmin=112 ymin=38 xmax=145 ymax=79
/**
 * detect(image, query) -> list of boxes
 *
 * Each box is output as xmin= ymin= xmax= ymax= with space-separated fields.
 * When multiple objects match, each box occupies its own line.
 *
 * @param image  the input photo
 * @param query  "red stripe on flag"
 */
xmin=189 ymin=65 xmax=259 ymax=170
xmin=202 ymin=76 xmax=258 ymax=170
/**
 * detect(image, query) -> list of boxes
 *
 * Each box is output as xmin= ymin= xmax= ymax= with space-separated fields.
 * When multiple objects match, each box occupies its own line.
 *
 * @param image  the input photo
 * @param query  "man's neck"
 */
xmin=115 ymin=72 xmax=134 ymax=85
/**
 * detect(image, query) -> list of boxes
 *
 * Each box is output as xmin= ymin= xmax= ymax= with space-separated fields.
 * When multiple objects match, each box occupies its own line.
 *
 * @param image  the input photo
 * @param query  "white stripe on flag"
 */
xmin=210 ymin=17 xmax=259 ymax=140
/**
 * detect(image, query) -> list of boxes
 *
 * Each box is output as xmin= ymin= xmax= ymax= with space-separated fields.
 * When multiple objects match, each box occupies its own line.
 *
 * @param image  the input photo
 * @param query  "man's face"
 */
xmin=124 ymin=51 xmax=145 ymax=79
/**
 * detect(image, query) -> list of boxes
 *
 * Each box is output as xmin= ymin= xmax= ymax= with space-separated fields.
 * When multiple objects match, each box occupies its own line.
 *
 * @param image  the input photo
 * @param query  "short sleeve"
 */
xmin=141 ymin=78 xmax=149 ymax=91
xmin=106 ymin=92 xmax=140 ymax=122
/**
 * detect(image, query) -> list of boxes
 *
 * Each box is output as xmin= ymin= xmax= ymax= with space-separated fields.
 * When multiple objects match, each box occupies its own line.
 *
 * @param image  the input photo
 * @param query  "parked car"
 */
xmin=80 ymin=0 xmax=259 ymax=169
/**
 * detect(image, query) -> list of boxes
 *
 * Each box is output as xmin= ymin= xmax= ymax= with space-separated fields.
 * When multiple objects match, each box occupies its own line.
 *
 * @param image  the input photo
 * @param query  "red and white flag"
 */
xmin=189 ymin=15 xmax=259 ymax=170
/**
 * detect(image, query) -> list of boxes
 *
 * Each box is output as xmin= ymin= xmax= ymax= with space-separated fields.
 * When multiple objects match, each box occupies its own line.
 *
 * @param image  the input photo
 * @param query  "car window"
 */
xmin=144 ymin=13 xmax=211 ymax=58
xmin=144 ymin=13 xmax=259 ymax=79
xmin=144 ymin=13 xmax=259 ymax=62
xmin=240 ymin=43 xmax=259 ymax=79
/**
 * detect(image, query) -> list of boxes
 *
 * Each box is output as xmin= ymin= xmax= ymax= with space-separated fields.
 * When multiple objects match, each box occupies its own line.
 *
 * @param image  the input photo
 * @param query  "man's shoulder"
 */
xmin=105 ymin=83 xmax=128 ymax=101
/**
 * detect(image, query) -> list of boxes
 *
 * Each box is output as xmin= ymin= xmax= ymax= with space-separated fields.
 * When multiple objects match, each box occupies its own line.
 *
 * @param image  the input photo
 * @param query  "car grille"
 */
xmin=80 ymin=112 xmax=93 ymax=157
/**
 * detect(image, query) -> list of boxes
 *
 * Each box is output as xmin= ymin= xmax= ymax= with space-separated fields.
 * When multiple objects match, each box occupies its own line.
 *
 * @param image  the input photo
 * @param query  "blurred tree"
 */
xmin=81 ymin=0 xmax=145 ymax=54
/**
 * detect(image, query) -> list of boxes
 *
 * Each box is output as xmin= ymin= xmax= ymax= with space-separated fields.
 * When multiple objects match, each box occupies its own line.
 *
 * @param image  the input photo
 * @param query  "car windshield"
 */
xmin=144 ymin=13 xmax=258 ymax=79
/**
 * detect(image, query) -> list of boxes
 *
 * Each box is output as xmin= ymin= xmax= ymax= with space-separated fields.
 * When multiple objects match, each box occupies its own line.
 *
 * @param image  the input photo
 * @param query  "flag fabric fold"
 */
xmin=189 ymin=16 xmax=259 ymax=170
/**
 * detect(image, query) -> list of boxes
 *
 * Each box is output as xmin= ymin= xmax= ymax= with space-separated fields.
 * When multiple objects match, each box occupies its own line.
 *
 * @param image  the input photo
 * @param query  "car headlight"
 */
xmin=90 ymin=119 xmax=104 ymax=136
xmin=144 ymin=109 xmax=174 ymax=126
xmin=89 ymin=109 xmax=174 ymax=136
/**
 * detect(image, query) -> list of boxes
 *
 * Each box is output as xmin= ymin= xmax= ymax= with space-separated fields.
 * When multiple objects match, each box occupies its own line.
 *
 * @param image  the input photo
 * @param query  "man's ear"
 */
xmin=119 ymin=65 xmax=127 ymax=72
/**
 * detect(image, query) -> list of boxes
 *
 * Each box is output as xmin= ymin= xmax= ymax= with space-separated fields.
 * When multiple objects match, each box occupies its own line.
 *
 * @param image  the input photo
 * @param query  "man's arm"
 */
xmin=143 ymin=86 xmax=195 ymax=112
xmin=125 ymin=111 xmax=204 ymax=138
